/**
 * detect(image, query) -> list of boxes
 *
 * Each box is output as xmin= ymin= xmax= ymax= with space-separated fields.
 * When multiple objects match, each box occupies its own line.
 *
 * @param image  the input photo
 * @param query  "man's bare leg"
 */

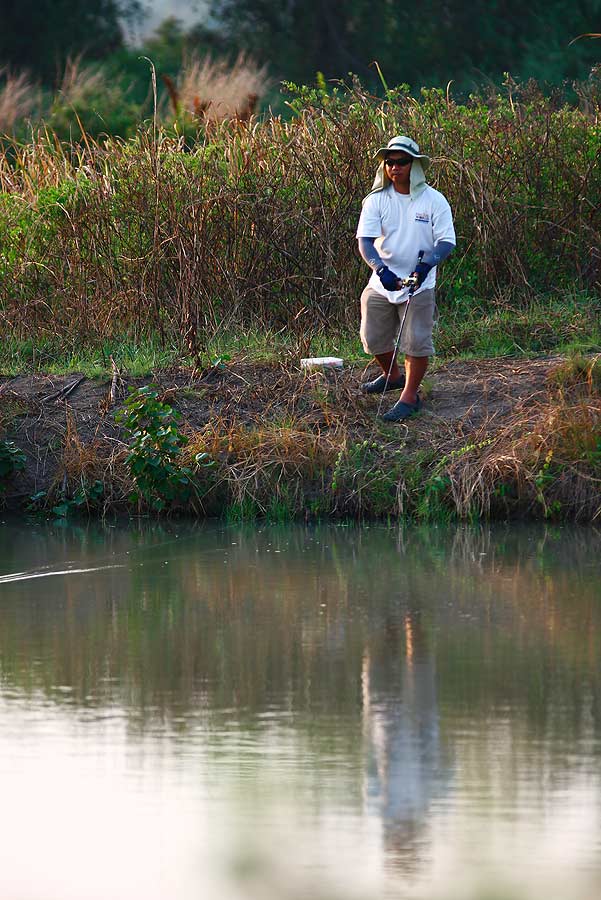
xmin=374 ymin=351 xmax=402 ymax=383
xmin=399 ymin=355 xmax=428 ymax=405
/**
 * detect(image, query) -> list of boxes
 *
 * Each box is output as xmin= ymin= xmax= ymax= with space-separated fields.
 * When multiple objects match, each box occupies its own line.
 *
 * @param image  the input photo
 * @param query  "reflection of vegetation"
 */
xmin=0 ymin=521 xmax=599 ymax=750
xmin=1 ymin=519 xmax=599 ymax=898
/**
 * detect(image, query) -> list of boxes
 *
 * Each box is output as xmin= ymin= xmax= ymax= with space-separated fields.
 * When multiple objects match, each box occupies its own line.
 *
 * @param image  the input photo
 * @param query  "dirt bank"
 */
xmin=1 ymin=356 xmax=599 ymax=521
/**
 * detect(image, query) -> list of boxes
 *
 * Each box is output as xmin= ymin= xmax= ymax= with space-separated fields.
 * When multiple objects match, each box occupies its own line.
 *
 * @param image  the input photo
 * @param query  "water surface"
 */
xmin=0 ymin=519 xmax=600 ymax=900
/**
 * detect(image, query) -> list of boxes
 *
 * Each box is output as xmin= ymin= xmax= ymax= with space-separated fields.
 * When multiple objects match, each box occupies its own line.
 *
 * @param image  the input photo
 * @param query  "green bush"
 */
xmin=0 ymin=440 xmax=26 ymax=493
xmin=115 ymin=385 xmax=212 ymax=511
xmin=47 ymin=64 xmax=142 ymax=140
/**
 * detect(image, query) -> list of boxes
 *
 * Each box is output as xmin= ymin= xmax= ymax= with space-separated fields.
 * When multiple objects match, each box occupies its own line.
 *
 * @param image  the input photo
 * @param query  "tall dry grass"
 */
xmin=174 ymin=52 xmax=269 ymax=121
xmin=56 ymin=57 xmax=106 ymax=106
xmin=0 ymin=70 xmax=38 ymax=134
xmin=0 ymin=78 xmax=600 ymax=354
xmin=446 ymin=368 xmax=601 ymax=522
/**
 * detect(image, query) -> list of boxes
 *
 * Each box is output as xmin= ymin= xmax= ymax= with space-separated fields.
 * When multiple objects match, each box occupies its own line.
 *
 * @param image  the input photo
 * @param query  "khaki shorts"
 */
xmin=360 ymin=286 xmax=436 ymax=357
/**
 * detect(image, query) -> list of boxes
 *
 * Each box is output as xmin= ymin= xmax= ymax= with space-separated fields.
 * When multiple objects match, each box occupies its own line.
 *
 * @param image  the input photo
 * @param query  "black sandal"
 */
xmin=382 ymin=395 xmax=421 ymax=422
xmin=361 ymin=373 xmax=405 ymax=394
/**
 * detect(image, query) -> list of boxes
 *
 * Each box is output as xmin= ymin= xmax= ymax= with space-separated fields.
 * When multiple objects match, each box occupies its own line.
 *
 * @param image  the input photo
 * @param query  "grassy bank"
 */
xmin=1 ymin=82 xmax=600 ymax=523
xmin=1 ymin=354 xmax=599 ymax=524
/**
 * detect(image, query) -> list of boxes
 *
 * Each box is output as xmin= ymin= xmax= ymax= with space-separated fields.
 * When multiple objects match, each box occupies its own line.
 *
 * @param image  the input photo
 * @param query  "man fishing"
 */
xmin=356 ymin=136 xmax=456 ymax=421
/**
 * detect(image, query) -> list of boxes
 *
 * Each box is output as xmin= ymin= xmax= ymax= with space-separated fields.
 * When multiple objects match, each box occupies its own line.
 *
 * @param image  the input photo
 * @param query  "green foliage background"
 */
xmin=1 ymin=3 xmax=601 ymax=367
xmin=1 ymin=0 xmax=601 ymax=121
xmin=1 ymin=78 xmax=601 ymax=363
xmin=211 ymin=0 xmax=601 ymax=92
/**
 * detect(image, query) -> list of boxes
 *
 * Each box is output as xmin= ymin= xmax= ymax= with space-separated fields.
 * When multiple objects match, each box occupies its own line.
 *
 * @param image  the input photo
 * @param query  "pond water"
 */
xmin=0 ymin=519 xmax=600 ymax=900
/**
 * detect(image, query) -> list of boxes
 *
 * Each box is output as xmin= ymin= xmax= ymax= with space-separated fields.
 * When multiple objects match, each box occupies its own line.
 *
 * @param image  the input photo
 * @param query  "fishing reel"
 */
xmin=397 ymin=273 xmax=419 ymax=290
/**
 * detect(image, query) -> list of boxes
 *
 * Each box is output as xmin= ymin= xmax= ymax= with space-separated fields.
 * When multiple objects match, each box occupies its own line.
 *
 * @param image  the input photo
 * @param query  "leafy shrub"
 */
xmin=115 ymin=385 xmax=212 ymax=511
xmin=49 ymin=479 xmax=105 ymax=518
xmin=0 ymin=440 xmax=26 ymax=492
xmin=48 ymin=58 xmax=141 ymax=139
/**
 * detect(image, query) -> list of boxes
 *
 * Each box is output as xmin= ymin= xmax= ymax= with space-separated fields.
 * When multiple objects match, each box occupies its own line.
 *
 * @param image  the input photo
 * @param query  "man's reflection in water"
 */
xmin=362 ymin=611 xmax=453 ymax=875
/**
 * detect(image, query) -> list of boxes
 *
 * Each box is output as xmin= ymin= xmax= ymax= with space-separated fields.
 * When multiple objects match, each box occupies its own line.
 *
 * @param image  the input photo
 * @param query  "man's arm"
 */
xmin=413 ymin=240 xmax=455 ymax=286
xmin=358 ymin=237 xmax=403 ymax=291
xmin=426 ymin=240 xmax=455 ymax=266
xmin=357 ymin=236 xmax=384 ymax=271
xmin=360 ymin=236 xmax=455 ymax=274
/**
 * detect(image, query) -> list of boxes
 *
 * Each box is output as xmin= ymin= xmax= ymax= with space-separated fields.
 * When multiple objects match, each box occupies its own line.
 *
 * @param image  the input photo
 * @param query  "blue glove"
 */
xmin=376 ymin=265 xmax=401 ymax=291
xmin=414 ymin=260 xmax=433 ymax=287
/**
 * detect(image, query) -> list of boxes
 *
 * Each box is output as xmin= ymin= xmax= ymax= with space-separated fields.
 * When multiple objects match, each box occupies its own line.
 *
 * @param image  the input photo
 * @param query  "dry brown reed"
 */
xmin=174 ymin=53 xmax=269 ymax=122
xmin=0 ymin=69 xmax=38 ymax=134
xmin=446 ymin=387 xmax=601 ymax=522
xmin=48 ymin=407 xmax=129 ymax=511
xmin=56 ymin=57 xmax=106 ymax=106
xmin=185 ymin=419 xmax=341 ymax=516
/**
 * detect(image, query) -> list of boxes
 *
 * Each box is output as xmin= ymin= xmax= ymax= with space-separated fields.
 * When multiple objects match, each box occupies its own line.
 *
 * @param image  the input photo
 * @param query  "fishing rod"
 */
xmin=375 ymin=250 xmax=424 ymax=419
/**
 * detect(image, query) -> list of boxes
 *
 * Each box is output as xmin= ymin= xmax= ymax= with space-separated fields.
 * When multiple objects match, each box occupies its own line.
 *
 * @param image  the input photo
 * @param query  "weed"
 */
xmin=51 ymin=479 xmax=104 ymax=518
xmin=0 ymin=440 xmax=26 ymax=492
xmin=115 ymin=385 xmax=213 ymax=511
xmin=534 ymin=449 xmax=557 ymax=517
xmin=265 ymin=492 xmax=295 ymax=522
xmin=225 ymin=497 xmax=260 ymax=523
xmin=331 ymin=439 xmax=410 ymax=518
xmin=549 ymin=353 xmax=601 ymax=394
xmin=417 ymin=473 xmax=455 ymax=522
xmin=27 ymin=490 xmax=48 ymax=513
xmin=414 ymin=439 xmax=494 ymax=521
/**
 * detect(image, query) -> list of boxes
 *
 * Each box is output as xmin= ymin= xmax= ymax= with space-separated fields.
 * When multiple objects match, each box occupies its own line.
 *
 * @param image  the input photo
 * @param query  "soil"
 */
xmin=0 ymin=355 xmax=565 ymax=510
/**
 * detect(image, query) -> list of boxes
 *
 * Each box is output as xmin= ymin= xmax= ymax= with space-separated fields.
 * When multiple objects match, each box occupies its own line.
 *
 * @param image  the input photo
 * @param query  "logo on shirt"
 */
xmin=415 ymin=212 xmax=430 ymax=223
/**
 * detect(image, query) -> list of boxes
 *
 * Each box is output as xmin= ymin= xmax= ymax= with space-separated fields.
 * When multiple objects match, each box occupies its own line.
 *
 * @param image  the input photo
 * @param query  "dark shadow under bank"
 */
xmin=0 ymin=356 xmax=600 ymax=524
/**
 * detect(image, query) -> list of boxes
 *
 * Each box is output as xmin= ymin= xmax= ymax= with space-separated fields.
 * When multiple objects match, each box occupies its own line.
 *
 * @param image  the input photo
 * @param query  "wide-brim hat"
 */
xmin=374 ymin=135 xmax=430 ymax=170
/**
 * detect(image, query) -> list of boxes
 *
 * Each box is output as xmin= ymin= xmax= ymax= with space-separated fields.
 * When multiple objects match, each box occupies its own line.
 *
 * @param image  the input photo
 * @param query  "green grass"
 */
xmin=0 ymin=328 xmax=355 ymax=376
xmin=436 ymin=291 xmax=601 ymax=359
xmin=0 ymin=337 xmax=185 ymax=377
xmin=1 ymin=292 xmax=599 ymax=376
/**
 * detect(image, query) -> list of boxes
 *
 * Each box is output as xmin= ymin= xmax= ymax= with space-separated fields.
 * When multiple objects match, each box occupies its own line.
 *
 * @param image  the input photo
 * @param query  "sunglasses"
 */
xmin=384 ymin=156 xmax=413 ymax=167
